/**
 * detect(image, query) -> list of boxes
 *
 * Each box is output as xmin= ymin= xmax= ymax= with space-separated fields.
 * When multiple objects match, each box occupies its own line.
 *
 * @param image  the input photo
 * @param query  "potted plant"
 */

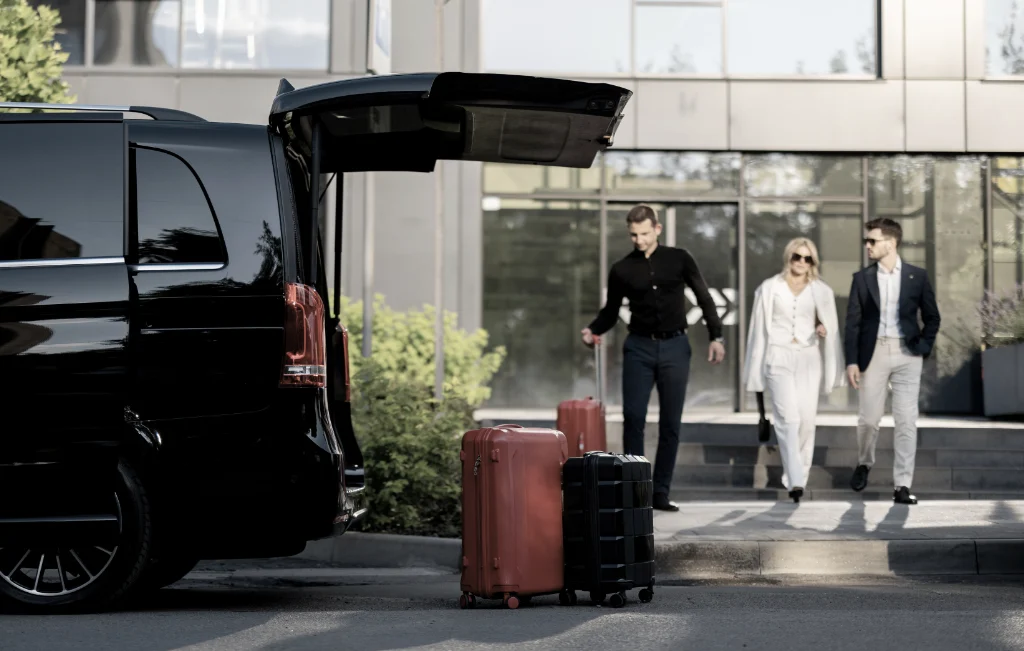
xmin=980 ymin=282 xmax=1024 ymax=418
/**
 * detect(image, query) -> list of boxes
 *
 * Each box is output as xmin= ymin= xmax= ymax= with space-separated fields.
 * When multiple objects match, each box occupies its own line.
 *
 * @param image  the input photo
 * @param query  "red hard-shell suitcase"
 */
xmin=459 ymin=424 xmax=570 ymax=609
xmin=557 ymin=345 xmax=608 ymax=456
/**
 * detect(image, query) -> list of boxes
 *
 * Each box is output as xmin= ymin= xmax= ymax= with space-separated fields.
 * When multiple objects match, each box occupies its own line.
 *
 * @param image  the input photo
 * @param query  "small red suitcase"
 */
xmin=459 ymin=424 xmax=570 ymax=609
xmin=557 ymin=344 xmax=608 ymax=456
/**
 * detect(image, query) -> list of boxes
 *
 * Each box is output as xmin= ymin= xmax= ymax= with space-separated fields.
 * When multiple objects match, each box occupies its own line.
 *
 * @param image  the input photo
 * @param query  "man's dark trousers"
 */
xmin=621 ymin=332 xmax=692 ymax=497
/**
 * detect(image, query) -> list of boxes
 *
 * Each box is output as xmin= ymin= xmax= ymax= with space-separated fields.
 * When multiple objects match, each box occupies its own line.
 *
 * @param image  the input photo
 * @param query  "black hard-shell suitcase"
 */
xmin=560 ymin=451 xmax=656 ymax=608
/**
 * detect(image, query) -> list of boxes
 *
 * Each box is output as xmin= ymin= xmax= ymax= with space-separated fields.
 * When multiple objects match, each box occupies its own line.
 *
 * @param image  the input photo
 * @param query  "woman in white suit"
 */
xmin=742 ymin=238 xmax=847 ymax=503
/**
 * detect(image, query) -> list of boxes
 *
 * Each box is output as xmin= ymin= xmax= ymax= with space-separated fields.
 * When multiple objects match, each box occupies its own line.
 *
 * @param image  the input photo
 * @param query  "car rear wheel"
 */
xmin=0 ymin=460 xmax=153 ymax=614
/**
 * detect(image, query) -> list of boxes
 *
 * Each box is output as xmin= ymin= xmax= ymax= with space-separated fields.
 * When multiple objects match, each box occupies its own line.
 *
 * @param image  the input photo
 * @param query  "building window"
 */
xmin=27 ymin=1 xmax=86 ymax=66
xmin=482 ymin=199 xmax=602 ymax=408
xmin=986 ymin=0 xmax=1024 ymax=75
xmin=868 ymin=156 xmax=986 ymax=414
xmin=181 ymin=0 xmax=330 ymax=70
xmin=634 ymin=3 xmax=723 ymax=75
xmin=727 ymin=0 xmax=876 ymax=76
xmin=94 ymin=0 xmax=181 ymax=67
xmin=481 ymin=0 xmax=877 ymax=77
xmin=990 ymin=157 xmax=1024 ymax=293
xmin=605 ymin=152 xmax=741 ymax=197
xmin=131 ymin=147 xmax=225 ymax=265
xmin=481 ymin=0 xmax=631 ymax=74
xmin=0 ymin=123 xmax=124 ymax=261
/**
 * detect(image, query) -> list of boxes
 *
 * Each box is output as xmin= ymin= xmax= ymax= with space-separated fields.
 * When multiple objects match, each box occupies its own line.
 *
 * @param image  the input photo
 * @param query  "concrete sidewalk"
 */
xmin=293 ymin=500 xmax=1024 ymax=579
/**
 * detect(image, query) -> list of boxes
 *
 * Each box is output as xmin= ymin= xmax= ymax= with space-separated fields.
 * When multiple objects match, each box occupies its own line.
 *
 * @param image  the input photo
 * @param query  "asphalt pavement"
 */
xmin=3 ymin=569 xmax=1024 ymax=650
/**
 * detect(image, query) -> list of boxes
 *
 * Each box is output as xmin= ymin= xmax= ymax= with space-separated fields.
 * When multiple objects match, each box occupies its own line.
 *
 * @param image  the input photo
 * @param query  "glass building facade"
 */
xmin=482 ymin=153 xmax=1021 ymax=416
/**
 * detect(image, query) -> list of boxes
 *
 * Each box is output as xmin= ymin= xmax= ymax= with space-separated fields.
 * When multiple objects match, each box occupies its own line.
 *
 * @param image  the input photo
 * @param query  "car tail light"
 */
xmin=280 ymin=282 xmax=326 ymax=388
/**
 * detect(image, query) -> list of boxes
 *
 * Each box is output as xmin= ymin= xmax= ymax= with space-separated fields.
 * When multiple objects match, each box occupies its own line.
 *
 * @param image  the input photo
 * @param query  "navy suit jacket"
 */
xmin=844 ymin=261 xmax=941 ymax=372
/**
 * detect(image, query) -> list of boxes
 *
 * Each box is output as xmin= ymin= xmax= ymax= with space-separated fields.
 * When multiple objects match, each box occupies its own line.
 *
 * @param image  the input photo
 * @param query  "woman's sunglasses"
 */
xmin=791 ymin=253 xmax=815 ymax=265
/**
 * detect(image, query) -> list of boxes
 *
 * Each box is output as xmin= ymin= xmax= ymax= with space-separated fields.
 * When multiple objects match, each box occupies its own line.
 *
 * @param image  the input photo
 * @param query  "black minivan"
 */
xmin=0 ymin=72 xmax=631 ymax=612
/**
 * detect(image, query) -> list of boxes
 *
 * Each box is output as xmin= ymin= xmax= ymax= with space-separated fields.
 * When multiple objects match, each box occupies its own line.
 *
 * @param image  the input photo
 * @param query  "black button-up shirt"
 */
xmin=588 ymin=246 xmax=723 ymax=340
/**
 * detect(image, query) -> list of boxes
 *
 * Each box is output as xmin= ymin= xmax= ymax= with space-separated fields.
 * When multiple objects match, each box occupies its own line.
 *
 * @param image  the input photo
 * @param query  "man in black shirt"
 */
xmin=582 ymin=204 xmax=725 ymax=511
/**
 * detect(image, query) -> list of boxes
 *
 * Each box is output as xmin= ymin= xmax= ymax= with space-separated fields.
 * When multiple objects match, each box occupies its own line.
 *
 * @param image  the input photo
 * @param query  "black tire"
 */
xmin=0 ymin=460 xmax=153 ymax=614
xmin=137 ymin=554 xmax=199 ymax=592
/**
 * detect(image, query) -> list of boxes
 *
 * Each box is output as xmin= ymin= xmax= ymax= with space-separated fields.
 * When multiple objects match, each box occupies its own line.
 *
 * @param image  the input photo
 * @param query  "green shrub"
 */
xmin=0 ymin=0 xmax=77 ymax=104
xmin=337 ymin=294 xmax=506 ymax=537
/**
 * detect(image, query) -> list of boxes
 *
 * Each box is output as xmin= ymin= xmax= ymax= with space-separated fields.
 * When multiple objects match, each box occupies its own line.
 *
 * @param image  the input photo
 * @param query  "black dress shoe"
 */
xmin=653 ymin=493 xmax=680 ymax=512
xmin=788 ymin=488 xmax=804 ymax=504
xmin=894 ymin=486 xmax=918 ymax=505
xmin=850 ymin=465 xmax=870 ymax=492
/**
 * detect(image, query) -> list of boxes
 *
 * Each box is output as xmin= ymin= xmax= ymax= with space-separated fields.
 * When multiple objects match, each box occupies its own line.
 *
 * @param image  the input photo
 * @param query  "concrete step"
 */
xmin=668 ymin=464 xmax=1024 ymax=491
xmin=669 ymin=444 xmax=1024 ymax=469
xmin=600 ymin=422 xmax=1024 ymax=450
xmin=670 ymin=465 xmax=958 ymax=490
xmin=666 ymin=487 xmax=1024 ymax=502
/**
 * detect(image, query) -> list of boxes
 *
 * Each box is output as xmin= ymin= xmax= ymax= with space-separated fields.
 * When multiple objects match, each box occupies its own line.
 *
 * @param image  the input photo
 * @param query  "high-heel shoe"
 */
xmin=789 ymin=488 xmax=804 ymax=503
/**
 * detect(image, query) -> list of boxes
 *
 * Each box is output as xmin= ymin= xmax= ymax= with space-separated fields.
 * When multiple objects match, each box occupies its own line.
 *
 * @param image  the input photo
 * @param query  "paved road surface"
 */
xmin=3 ymin=573 xmax=1024 ymax=650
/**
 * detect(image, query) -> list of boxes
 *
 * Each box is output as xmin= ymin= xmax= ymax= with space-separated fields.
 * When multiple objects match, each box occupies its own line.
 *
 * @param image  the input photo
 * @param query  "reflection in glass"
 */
xmin=605 ymin=152 xmax=741 ymax=196
xmin=483 ymin=161 xmax=601 ymax=195
xmin=991 ymin=157 xmax=1024 ymax=294
xmin=134 ymin=148 xmax=224 ymax=264
xmin=481 ymin=0 xmax=631 ymax=74
xmin=600 ymin=203 xmax=738 ymax=411
xmin=727 ymin=0 xmax=876 ymax=75
xmin=482 ymin=200 xmax=601 ymax=408
xmin=0 ymin=123 xmax=123 ymax=260
xmin=869 ymin=156 xmax=986 ymax=414
xmin=985 ymin=0 xmax=1024 ymax=75
xmin=94 ymin=0 xmax=180 ymax=67
xmin=744 ymin=154 xmax=863 ymax=198
xmin=744 ymin=201 xmax=863 ymax=412
xmin=28 ymin=0 xmax=86 ymax=65
xmin=634 ymin=4 xmax=722 ymax=74
xmin=182 ymin=0 xmax=329 ymax=70
xmin=0 ymin=200 xmax=82 ymax=260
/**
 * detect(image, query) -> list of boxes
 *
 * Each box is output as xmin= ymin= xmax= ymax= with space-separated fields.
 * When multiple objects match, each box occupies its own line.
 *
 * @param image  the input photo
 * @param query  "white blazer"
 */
xmin=742 ymin=274 xmax=848 ymax=395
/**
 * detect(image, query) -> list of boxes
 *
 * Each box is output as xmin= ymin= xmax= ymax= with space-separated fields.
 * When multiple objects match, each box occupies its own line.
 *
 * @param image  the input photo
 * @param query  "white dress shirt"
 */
xmin=770 ymin=281 xmax=818 ymax=348
xmin=877 ymin=257 xmax=904 ymax=338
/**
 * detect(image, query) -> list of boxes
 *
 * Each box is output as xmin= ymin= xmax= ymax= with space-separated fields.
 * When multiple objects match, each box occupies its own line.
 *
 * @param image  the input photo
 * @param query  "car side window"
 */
xmin=132 ymin=147 xmax=226 ymax=265
xmin=0 ymin=121 xmax=124 ymax=262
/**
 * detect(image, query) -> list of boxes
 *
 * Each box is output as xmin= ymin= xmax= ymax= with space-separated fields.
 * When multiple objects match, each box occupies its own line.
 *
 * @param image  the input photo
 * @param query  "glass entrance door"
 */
xmin=602 ymin=202 xmax=740 ymax=412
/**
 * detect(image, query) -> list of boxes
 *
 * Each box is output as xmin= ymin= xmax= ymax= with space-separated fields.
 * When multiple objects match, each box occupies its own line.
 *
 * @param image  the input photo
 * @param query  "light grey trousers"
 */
xmin=857 ymin=337 xmax=923 ymax=489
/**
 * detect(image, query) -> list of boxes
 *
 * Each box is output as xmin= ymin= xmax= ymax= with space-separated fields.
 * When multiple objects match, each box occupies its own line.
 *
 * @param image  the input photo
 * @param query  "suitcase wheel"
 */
xmin=503 ymin=593 xmax=520 ymax=610
xmin=558 ymin=590 xmax=578 ymax=607
xmin=609 ymin=592 xmax=626 ymax=609
xmin=459 ymin=593 xmax=477 ymax=609
xmin=639 ymin=588 xmax=653 ymax=604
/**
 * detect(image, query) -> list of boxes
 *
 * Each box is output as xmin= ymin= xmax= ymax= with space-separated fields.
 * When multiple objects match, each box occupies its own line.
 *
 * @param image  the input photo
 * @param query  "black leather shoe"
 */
xmin=653 ymin=493 xmax=680 ymax=512
xmin=789 ymin=488 xmax=804 ymax=504
xmin=850 ymin=465 xmax=870 ymax=492
xmin=894 ymin=486 xmax=918 ymax=505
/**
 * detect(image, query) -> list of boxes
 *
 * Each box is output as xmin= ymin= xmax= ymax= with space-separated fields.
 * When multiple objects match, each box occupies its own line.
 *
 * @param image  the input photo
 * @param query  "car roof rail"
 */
xmin=0 ymin=102 xmax=206 ymax=122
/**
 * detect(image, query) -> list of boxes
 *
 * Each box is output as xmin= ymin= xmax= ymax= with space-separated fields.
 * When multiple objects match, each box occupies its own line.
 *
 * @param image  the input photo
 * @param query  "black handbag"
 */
xmin=756 ymin=392 xmax=773 ymax=443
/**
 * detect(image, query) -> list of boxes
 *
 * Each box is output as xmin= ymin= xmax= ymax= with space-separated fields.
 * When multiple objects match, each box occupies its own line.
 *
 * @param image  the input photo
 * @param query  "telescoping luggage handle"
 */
xmin=593 ymin=340 xmax=605 ymax=406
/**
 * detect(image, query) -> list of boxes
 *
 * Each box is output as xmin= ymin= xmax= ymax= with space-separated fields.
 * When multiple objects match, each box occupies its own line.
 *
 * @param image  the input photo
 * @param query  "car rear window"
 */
xmin=131 ymin=146 xmax=226 ymax=265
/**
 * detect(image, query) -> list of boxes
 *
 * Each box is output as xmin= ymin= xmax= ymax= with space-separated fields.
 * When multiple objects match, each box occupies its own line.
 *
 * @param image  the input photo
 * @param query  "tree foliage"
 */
xmin=0 ymin=0 xmax=76 ymax=104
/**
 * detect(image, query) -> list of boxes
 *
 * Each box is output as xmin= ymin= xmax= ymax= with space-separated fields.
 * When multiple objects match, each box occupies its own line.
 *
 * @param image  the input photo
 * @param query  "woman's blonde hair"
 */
xmin=782 ymin=237 xmax=820 ymax=281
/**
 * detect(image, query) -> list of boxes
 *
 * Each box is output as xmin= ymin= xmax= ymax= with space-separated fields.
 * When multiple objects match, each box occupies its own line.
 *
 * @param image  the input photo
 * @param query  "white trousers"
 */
xmin=765 ymin=344 xmax=822 ymax=490
xmin=857 ymin=337 xmax=923 ymax=489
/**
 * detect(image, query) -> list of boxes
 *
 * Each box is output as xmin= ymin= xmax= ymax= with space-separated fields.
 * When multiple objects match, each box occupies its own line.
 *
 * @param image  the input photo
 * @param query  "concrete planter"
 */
xmin=982 ymin=341 xmax=1024 ymax=417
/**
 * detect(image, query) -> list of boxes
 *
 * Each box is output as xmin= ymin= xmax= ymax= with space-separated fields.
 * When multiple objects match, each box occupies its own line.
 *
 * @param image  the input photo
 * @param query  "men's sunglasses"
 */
xmin=791 ymin=253 xmax=815 ymax=265
xmin=863 ymin=237 xmax=888 ymax=246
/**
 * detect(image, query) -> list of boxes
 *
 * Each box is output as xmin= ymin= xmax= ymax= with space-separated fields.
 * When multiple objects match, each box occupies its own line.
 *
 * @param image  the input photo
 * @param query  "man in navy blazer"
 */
xmin=844 ymin=217 xmax=941 ymax=505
